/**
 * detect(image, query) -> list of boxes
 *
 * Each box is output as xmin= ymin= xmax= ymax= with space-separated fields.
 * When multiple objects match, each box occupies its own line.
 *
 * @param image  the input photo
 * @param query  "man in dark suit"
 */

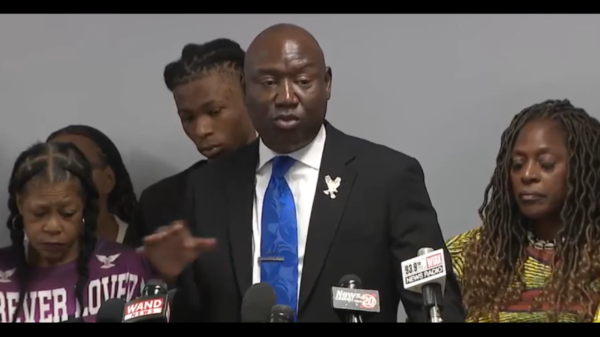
xmin=125 ymin=38 xmax=257 ymax=246
xmin=144 ymin=23 xmax=465 ymax=322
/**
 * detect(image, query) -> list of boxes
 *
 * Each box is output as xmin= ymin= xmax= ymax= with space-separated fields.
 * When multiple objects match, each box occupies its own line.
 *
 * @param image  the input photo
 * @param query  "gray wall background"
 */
xmin=1 ymin=14 xmax=600 ymax=321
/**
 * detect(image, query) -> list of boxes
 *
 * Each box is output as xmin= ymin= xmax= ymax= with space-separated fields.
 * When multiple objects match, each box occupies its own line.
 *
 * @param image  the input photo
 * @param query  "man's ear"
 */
xmin=240 ymin=73 xmax=247 ymax=96
xmin=325 ymin=66 xmax=332 ymax=100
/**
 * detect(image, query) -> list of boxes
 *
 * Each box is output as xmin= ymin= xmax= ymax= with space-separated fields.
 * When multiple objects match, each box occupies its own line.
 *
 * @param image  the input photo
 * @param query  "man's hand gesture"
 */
xmin=142 ymin=221 xmax=216 ymax=278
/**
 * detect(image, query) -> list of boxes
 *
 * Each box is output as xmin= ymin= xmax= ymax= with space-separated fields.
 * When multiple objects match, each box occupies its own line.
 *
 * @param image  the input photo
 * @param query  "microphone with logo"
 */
xmin=241 ymin=282 xmax=276 ymax=322
xmin=331 ymin=274 xmax=380 ymax=323
xmin=401 ymin=247 xmax=446 ymax=323
xmin=122 ymin=279 xmax=171 ymax=323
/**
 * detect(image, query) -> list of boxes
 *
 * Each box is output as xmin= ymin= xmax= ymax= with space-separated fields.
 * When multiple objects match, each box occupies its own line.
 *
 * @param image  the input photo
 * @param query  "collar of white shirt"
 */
xmin=257 ymin=124 xmax=326 ymax=172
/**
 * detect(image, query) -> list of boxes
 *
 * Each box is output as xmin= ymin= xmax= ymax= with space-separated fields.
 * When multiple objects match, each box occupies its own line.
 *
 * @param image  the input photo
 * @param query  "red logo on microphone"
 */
xmin=359 ymin=294 xmax=377 ymax=309
xmin=123 ymin=298 xmax=164 ymax=320
xmin=426 ymin=253 xmax=442 ymax=269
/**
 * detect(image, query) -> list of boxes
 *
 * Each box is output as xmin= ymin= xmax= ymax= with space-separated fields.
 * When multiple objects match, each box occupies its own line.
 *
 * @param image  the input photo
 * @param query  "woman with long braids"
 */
xmin=446 ymin=99 xmax=600 ymax=322
xmin=0 ymin=142 xmax=152 ymax=322
xmin=47 ymin=125 xmax=138 ymax=245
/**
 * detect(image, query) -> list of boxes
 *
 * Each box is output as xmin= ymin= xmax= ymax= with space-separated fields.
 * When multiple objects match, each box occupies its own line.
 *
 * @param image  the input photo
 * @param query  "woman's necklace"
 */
xmin=526 ymin=230 xmax=558 ymax=251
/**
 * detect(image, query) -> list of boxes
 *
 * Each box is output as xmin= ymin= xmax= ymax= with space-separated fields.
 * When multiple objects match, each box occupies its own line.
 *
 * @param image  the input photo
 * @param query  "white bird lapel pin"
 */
xmin=324 ymin=175 xmax=341 ymax=199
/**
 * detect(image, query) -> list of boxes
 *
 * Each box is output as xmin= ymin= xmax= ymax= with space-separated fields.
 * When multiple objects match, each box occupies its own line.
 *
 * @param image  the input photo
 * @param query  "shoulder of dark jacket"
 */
xmin=139 ymin=160 xmax=207 ymax=201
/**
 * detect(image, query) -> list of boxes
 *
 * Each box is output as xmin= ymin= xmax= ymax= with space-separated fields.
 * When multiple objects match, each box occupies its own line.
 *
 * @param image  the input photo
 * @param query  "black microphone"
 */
xmin=269 ymin=304 xmax=295 ymax=323
xmin=401 ymin=247 xmax=446 ymax=323
xmin=142 ymin=280 xmax=168 ymax=296
xmin=61 ymin=315 xmax=84 ymax=323
xmin=122 ymin=279 xmax=170 ymax=323
xmin=331 ymin=274 xmax=380 ymax=323
xmin=240 ymin=282 xmax=276 ymax=322
xmin=96 ymin=298 xmax=127 ymax=323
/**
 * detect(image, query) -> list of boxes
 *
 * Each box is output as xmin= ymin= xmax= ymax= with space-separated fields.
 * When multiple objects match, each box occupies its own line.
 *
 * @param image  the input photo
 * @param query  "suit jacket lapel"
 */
xmin=298 ymin=122 xmax=357 ymax=312
xmin=225 ymin=140 xmax=259 ymax=297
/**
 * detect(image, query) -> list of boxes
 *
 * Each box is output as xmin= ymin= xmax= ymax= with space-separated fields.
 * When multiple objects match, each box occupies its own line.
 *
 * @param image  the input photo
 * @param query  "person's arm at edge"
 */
xmin=388 ymin=156 xmax=465 ymax=322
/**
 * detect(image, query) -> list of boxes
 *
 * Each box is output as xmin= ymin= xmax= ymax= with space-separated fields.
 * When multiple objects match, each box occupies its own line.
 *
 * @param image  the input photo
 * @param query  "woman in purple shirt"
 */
xmin=0 ymin=142 xmax=153 ymax=322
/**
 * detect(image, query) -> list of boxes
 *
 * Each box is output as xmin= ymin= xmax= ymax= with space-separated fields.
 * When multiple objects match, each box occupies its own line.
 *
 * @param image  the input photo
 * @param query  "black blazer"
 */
xmin=172 ymin=122 xmax=465 ymax=322
xmin=124 ymin=160 xmax=207 ymax=247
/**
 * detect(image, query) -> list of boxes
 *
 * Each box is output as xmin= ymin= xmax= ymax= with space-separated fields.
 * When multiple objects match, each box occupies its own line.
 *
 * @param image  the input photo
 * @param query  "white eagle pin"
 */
xmin=324 ymin=175 xmax=341 ymax=199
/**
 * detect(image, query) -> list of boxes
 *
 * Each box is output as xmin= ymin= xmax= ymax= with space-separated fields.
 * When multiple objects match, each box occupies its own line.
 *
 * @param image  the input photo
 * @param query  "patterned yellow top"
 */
xmin=446 ymin=227 xmax=600 ymax=322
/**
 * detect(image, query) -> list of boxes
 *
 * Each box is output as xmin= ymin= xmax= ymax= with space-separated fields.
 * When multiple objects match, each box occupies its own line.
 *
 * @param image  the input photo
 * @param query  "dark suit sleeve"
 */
xmin=170 ymin=170 xmax=205 ymax=322
xmin=388 ymin=157 xmax=465 ymax=322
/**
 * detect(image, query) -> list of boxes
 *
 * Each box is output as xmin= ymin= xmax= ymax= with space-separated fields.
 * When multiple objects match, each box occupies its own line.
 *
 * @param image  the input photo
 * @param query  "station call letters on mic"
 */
xmin=331 ymin=274 xmax=380 ymax=323
xmin=122 ymin=279 xmax=171 ymax=323
xmin=401 ymin=247 xmax=446 ymax=323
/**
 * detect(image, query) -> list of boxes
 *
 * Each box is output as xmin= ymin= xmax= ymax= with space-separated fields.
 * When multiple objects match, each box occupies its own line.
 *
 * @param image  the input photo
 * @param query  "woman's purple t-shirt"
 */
xmin=0 ymin=238 xmax=154 ymax=322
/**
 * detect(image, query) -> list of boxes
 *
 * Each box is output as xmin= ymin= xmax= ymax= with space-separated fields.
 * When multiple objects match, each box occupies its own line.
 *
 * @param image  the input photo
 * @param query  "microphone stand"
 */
xmin=416 ymin=247 xmax=444 ymax=323
xmin=346 ymin=313 xmax=363 ymax=323
xmin=422 ymin=284 xmax=443 ymax=323
xmin=428 ymin=306 xmax=442 ymax=323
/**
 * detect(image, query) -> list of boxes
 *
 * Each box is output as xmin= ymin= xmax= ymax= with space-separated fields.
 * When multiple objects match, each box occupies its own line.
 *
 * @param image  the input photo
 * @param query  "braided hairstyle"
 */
xmin=47 ymin=125 xmax=138 ymax=224
xmin=163 ymin=38 xmax=245 ymax=92
xmin=7 ymin=142 xmax=98 ymax=322
xmin=462 ymin=99 xmax=600 ymax=322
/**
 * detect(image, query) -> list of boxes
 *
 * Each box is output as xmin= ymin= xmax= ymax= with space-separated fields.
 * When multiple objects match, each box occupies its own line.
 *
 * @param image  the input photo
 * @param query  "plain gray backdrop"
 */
xmin=1 ymin=14 xmax=600 ymax=321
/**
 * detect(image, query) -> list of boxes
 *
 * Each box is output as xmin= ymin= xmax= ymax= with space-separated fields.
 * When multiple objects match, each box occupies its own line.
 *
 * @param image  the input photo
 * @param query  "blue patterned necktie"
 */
xmin=261 ymin=155 xmax=299 ymax=316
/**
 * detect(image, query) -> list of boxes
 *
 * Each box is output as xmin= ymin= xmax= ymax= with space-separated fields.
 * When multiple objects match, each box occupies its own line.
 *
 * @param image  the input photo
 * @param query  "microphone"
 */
xmin=331 ymin=274 xmax=380 ymax=323
xmin=401 ymin=247 xmax=446 ymax=323
xmin=142 ymin=280 xmax=168 ymax=296
xmin=122 ymin=279 xmax=170 ymax=323
xmin=96 ymin=298 xmax=127 ymax=323
xmin=61 ymin=315 xmax=84 ymax=323
xmin=269 ymin=304 xmax=295 ymax=323
xmin=240 ymin=282 xmax=276 ymax=322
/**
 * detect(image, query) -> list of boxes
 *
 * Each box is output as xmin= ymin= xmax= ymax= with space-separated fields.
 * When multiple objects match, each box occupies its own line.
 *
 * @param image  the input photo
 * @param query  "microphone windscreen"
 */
xmin=142 ymin=279 xmax=169 ymax=296
xmin=146 ymin=279 xmax=168 ymax=289
xmin=241 ymin=282 xmax=276 ymax=322
xmin=339 ymin=274 xmax=362 ymax=288
xmin=270 ymin=304 xmax=295 ymax=322
xmin=96 ymin=298 xmax=127 ymax=322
